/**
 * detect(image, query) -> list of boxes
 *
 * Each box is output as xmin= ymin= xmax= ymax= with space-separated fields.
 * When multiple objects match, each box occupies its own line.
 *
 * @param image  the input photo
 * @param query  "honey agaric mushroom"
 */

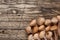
xmin=37 ymin=17 xmax=45 ymax=25
xmin=58 ymin=21 xmax=60 ymax=36
xmin=57 ymin=16 xmax=60 ymax=21
xmin=51 ymin=17 xmax=58 ymax=24
xmin=50 ymin=25 xmax=58 ymax=31
xmin=57 ymin=16 xmax=60 ymax=37
xmin=39 ymin=25 xmax=45 ymax=31
xmin=30 ymin=19 xmax=36 ymax=27
xmin=45 ymin=19 xmax=51 ymax=25
xmin=39 ymin=31 xmax=47 ymax=40
xmin=39 ymin=31 xmax=45 ymax=38
xmin=50 ymin=25 xmax=58 ymax=40
xmin=33 ymin=33 xmax=40 ymax=40
xmin=28 ymin=34 xmax=34 ymax=40
xmin=45 ymin=25 xmax=51 ymax=31
xmin=46 ymin=31 xmax=53 ymax=40
xmin=32 ymin=25 xmax=39 ymax=33
xmin=26 ymin=26 xmax=32 ymax=34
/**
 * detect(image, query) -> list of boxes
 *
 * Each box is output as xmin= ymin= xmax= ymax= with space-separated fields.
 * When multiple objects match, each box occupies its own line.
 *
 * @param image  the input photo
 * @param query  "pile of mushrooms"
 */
xmin=26 ymin=16 xmax=60 ymax=40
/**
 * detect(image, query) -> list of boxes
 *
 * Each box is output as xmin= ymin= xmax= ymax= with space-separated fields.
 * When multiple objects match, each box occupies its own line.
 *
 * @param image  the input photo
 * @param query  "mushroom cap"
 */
xmin=51 ymin=17 xmax=58 ymax=24
xmin=33 ymin=25 xmax=39 ymax=33
xmin=37 ymin=17 xmax=45 ymax=25
xmin=30 ymin=19 xmax=36 ymax=27
xmin=57 ymin=16 xmax=60 ymax=21
xmin=39 ymin=25 xmax=45 ymax=31
xmin=46 ymin=31 xmax=53 ymax=39
xmin=26 ymin=26 xmax=32 ymax=34
xmin=39 ymin=31 xmax=45 ymax=38
xmin=28 ymin=34 xmax=34 ymax=40
xmin=50 ymin=25 xmax=58 ymax=31
xmin=45 ymin=19 xmax=51 ymax=25
xmin=33 ymin=33 xmax=39 ymax=39
xmin=45 ymin=26 xmax=51 ymax=31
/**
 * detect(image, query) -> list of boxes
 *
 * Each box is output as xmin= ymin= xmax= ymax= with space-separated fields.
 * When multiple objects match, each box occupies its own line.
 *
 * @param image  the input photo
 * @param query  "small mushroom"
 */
xmin=45 ymin=19 xmax=51 ymax=25
xmin=30 ymin=19 xmax=36 ymax=27
xmin=51 ymin=17 xmax=58 ymax=24
xmin=46 ymin=31 xmax=53 ymax=39
xmin=37 ymin=17 xmax=45 ymax=25
xmin=50 ymin=25 xmax=58 ymax=31
xmin=57 ymin=16 xmax=60 ymax=21
xmin=32 ymin=25 xmax=39 ymax=33
xmin=26 ymin=26 xmax=32 ymax=34
xmin=28 ymin=34 xmax=34 ymax=40
xmin=39 ymin=31 xmax=47 ymax=40
xmin=45 ymin=25 xmax=51 ymax=31
xmin=39 ymin=31 xmax=45 ymax=39
xmin=39 ymin=25 xmax=45 ymax=31
xmin=33 ymin=33 xmax=40 ymax=40
xmin=58 ymin=22 xmax=60 ymax=36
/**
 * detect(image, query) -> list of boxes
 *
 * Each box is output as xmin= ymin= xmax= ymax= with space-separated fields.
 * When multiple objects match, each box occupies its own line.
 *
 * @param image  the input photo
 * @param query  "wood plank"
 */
xmin=0 ymin=30 xmax=27 ymax=39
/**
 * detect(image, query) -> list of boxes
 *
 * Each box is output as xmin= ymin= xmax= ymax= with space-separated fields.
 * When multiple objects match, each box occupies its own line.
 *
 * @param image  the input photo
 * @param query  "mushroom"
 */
xmin=50 ymin=25 xmax=58 ymax=31
xmin=32 ymin=25 xmax=39 ymax=33
xmin=37 ymin=17 xmax=45 ymax=25
xmin=57 ymin=16 xmax=60 ymax=21
xmin=45 ymin=25 xmax=51 ymax=31
xmin=26 ymin=26 xmax=32 ymax=34
xmin=28 ymin=34 xmax=34 ymax=40
xmin=30 ymin=19 xmax=36 ymax=27
xmin=46 ymin=31 xmax=53 ymax=40
xmin=51 ymin=17 xmax=58 ymax=40
xmin=33 ymin=33 xmax=40 ymax=40
xmin=50 ymin=25 xmax=58 ymax=40
xmin=39 ymin=25 xmax=45 ymax=31
xmin=58 ymin=22 xmax=60 ymax=36
xmin=39 ymin=31 xmax=45 ymax=39
xmin=51 ymin=17 xmax=58 ymax=24
xmin=45 ymin=19 xmax=51 ymax=25
xmin=39 ymin=31 xmax=47 ymax=40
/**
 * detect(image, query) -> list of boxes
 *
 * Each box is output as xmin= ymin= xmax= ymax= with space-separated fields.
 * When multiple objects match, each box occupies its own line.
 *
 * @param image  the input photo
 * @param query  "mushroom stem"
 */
xmin=54 ymin=31 xmax=58 ymax=40
xmin=58 ymin=22 xmax=60 ymax=36
xmin=44 ymin=36 xmax=47 ymax=40
xmin=51 ymin=37 xmax=54 ymax=40
xmin=38 ymin=37 xmax=41 ymax=40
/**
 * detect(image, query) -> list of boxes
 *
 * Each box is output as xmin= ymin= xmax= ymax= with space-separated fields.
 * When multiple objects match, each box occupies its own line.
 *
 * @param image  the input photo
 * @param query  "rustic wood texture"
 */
xmin=0 ymin=0 xmax=59 ymax=40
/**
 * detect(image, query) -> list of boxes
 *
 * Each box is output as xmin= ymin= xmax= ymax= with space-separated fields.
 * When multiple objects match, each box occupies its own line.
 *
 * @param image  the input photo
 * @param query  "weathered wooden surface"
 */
xmin=0 ymin=0 xmax=60 ymax=40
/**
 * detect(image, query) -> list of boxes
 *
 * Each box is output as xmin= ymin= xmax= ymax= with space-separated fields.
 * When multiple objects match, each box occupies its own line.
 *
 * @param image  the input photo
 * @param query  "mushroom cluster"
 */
xmin=26 ymin=16 xmax=60 ymax=40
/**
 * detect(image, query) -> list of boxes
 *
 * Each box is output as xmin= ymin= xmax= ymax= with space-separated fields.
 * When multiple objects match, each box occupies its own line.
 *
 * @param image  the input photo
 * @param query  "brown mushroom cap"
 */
xmin=39 ymin=31 xmax=45 ymax=38
xmin=45 ymin=19 xmax=51 ymax=25
xmin=46 ymin=31 xmax=53 ymax=39
xmin=30 ymin=19 xmax=36 ymax=27
xmin=45 ymin=26 xmax=51 ymax=31
xmin=57 ymin=16 xmax=60 ymax=21
xmin=33 ymin=33 xmax=39 ymax=40
xmin=51 ymin=17 xmax=58 ymax=24
xmin=39 ymin=25 xmax=45 ymax=31
xmin=28 ymin=34 xmax=34 ymax=40
xmin=37 ymin=17 xmax=45 ymax=25
xmin=26 ymin=26 xmax=32 ymax=34
xmin=32 ymin=25 xmax=39 ymax=33
xmin=50 ymin=25 xmax=58 ymax=31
